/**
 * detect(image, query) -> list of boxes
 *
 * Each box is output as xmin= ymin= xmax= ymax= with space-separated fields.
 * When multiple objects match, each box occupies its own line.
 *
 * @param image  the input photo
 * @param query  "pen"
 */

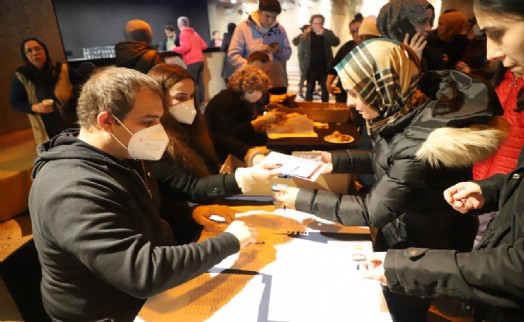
xmin=254 ymin=241 xmax=265 ymax=244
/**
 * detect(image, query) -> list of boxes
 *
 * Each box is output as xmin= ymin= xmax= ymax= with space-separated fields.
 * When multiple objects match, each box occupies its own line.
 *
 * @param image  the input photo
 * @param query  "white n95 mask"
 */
xmin=168 ymin=100 xmax=197 ymax=124
xmin=112 ymin=116 xmax=169 ymax=161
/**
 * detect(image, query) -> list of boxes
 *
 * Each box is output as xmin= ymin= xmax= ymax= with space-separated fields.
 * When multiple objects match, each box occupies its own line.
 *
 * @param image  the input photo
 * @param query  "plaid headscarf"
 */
xmin=335 ymin=38 xmax=421 ymax=133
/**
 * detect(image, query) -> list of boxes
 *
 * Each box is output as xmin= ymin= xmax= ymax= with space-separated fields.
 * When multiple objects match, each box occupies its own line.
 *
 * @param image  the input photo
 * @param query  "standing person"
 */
xmin=10 ymin=37 xmax=85 ymax=144
xmin=159 ymin=24 xmax=178 ymax=51
xmin=292 ymin=24 xmax=311 ymax=99
xmin=302 ymin=14 xmax=340 ymax=102
xmin=377 ymin=0 xmax=435 ymax=70
xmin=228 ymin=0 xmax=292 ymax=95
xmin=114 ymin=19 xmax=163 ymax=73
xmin=172 ymin=16 xmax=208 ymax=104
xmin=326 ymin=14 xmax=368 ymax=103
xmin=209 ymin=30 xmax=222 ymax=48
xmin=221 ymin=22 xmax=237 ymax=82
xmin=29 ymin=67 xmax=258 ymax=321
xmin=273 ymin=39 xmax=508 ymax=322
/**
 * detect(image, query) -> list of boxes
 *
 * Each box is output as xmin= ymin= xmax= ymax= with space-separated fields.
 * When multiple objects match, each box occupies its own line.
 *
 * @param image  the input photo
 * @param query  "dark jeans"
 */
xmin=187 ymin=61 xmax=205 ymax=103
xmin=305 ymin=69 xmax=328 ymax=102
xmin=382 ymin=285 xmax=431 ymax=322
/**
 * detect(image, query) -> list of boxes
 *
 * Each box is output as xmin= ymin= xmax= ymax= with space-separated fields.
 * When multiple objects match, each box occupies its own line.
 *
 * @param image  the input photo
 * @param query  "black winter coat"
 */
xmin=385 ymin=147 xmax=524 ymax=321
xmin=295 ymin=70 xmax=507 ymax=251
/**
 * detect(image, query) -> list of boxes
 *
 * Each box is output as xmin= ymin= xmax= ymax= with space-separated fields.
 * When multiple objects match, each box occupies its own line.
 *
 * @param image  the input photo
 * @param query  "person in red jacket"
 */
xmin=173 ymin=16 xmax=208 ymax=105
xmin=472 ymin=63 xmax=524 ymax=245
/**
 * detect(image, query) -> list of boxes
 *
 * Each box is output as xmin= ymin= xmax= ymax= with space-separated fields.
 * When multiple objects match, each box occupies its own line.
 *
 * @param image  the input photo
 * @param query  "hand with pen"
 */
xmin=311 ymin=150 xmax=334 ymax=174
xmin=272 ymin=184 xmax=299 ymax=210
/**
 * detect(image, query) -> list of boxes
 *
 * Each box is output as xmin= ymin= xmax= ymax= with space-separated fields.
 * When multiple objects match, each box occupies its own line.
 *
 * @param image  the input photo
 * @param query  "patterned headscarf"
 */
xmin=335 ymin=38 xmax=421 ymax=133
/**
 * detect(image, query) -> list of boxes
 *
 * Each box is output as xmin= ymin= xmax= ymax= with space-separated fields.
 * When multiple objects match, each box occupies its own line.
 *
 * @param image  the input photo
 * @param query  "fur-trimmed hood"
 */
xmin=416 ymin=116 xmax=510 ymax=168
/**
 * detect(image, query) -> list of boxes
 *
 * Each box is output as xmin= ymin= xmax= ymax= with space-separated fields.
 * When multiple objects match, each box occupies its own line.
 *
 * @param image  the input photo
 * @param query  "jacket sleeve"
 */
xmin=152 ymin=159 xmax=241 ymax=203
xmin=384 ymin=243 xmax=524 ymax=308
xmin=173 ymin=32 xmax=191 ymax=54
xmin=323 ymin=29 xmax=340 ymax=47
xmin=199 ymin=33 xmax=208 ymax=51
xmin=10 ymin=75 xmax=34 ymax=114
xmin=227 ymin=27 xmax=248 ymax=69
xmin=295 ymin=154 xmax=424 ymax=227
xmin=331 ymin=149 xmax=375 ymax=174
xmin=273 ymin=27 xmax=292 ymax=62
xmin=476 ymin=173 xmax=506 ymax=212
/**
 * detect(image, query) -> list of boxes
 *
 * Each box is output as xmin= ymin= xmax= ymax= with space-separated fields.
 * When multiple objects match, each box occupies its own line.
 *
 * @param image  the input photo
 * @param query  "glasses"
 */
xmin=24 ymin=46 xmax=43 ymax=55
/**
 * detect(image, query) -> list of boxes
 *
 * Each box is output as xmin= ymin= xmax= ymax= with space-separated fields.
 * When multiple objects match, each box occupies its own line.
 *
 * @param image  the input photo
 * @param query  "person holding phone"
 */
xmin=228 ymin=0 xmax=292 ymax=95
xmin=377 ymin=0 xmax=442 ymax=72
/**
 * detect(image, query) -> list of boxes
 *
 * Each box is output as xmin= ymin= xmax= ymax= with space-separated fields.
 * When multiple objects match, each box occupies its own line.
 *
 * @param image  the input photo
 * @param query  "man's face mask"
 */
xmin=111 ymin=115 xmax=169 ymax=161
xmin=168 ymin=100 xmax=197 ymax=125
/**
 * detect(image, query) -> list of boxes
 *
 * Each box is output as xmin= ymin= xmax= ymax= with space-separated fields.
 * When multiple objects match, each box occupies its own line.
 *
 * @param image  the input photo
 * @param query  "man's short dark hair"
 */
xmin=259 ymin=0 xmax=281 ymax=14
xmin=164 ymin=25 xmax=175 ymax=32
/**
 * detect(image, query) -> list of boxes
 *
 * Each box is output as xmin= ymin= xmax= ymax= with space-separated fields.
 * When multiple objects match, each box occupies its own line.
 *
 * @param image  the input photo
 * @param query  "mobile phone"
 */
xmin=268 ymin=42 xmax=279 ymax=47
xmin=392 ymin=18 xmax=417 ymax=40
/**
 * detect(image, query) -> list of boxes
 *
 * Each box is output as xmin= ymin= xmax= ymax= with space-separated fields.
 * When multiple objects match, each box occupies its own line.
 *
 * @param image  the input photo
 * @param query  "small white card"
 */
xmin=263 ymin=151 xmax=326 ymax=181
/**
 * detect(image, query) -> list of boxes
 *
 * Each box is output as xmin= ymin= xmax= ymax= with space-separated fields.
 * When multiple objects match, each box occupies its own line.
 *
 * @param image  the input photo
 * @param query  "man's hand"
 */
xmin=225 ymin=220 xmax=259 ymax=249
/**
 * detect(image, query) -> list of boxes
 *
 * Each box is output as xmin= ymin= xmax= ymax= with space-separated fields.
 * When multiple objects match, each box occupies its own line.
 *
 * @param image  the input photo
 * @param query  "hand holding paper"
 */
xmin=262 ymin=151 xmax=326 ymax=181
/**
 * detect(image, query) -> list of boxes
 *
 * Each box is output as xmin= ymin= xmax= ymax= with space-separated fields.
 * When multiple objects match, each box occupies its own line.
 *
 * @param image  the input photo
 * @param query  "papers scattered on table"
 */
xmin=263 ymin=151 xmax=326 ymax=181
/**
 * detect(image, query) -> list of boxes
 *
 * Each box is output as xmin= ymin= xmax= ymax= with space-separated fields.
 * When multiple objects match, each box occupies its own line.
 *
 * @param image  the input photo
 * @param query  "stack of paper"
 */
xmin=263 ymin=151 xmax=326 ymax=181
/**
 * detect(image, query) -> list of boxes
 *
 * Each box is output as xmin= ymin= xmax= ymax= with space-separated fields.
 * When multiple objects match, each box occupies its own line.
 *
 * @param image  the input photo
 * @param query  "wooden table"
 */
xmin=136 ymin=206 xmax=390 ymax=322
xmin=266 ymin=122 xmax=361 ymax=155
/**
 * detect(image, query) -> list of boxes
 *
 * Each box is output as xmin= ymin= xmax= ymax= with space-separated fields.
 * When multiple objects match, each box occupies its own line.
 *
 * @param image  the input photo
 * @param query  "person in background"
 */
xmin=221 ymin=22 xmax=237 ymax=82
xmin=427 ymin=10 xmax=470 ymax=70
xmin=377 ymin=0 xmax=435 ymax=71
xmin=326 ymin=13 xmax=365 ymax=104
xmin=228 ymin=0 xmax=292 ymax=95
xmin=273 ymin=38 xmax=508 ymax=322
xmin=114 ymin=19 xmax=163 ymax=74
xmin=29 ymin=67 xmax=258 ymax=321
xmin=205 ymin=65 xmax=286 ymax=165
xmin=363 ymin=5 xmax=524 ymax=316
xmin=10 ymin=37 xmax=86 ymax=144
xmin=148 ymin=63 xmax=280 ymax=244
xmin=292 ymin=24 xmax=311 ymax=99
xmin=326 ymin=15 xmax=382 ymax=193
xmin=159 ymin=24 xmax=179 ymax=51
xmin=301 ymin=14 xmax=340 ymax=102
xmin=172 ymin=16 xmax=208 ymax=105
xmin=209 ymin=30 xmax=223 ymax=48
xmin=455 ymin=17 xmax=492 ymax=80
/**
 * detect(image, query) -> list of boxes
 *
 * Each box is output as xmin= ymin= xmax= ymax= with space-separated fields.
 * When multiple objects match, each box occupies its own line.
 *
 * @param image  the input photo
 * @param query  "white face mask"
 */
xmin=112 ymin=116 xmax=169 ymax=161
xmin=168 ymin=100 xmax=197 ymax=124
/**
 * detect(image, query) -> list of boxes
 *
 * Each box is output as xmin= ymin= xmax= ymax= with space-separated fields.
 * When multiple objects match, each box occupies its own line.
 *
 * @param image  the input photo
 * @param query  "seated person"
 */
xmin=28 ymin=67 xmax=258 ymax=321
xmin=148 ymin=63 xmax=281 ymax=244
xmin=205 ymin=65 xmax=286 ymax=165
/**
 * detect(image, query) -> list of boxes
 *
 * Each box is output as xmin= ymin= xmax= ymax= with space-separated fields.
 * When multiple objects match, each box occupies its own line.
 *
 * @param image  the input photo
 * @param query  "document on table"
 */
xmin=264 ymin=151 xmax=326 ymax=181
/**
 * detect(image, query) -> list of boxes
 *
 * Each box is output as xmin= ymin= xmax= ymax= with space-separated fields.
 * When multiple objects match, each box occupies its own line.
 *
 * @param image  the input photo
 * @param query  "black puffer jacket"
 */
xmin=295 ymin=71 xmax=508 ymax=251
xmin=385 ymin=147 xmax=524 ymax=321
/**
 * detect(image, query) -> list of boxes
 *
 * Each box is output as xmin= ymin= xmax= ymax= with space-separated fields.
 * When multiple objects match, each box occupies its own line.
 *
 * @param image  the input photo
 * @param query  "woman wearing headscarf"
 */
xmin=10 ymin=37 xmax=86 ymax=143
xmin=115 ymin=19 xmax=163 ymax=73
xmin=427 ymin=11 xmax=470 ymax=70
xmin=273 ymin=38 xmax=508 ymax=321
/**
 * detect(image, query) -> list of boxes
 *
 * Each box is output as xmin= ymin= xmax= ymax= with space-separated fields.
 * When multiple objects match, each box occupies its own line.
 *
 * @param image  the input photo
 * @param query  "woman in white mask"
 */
xmin=148 ymin=63 xmax=219 ymax=176
xmin=148 ymin=63 xmax=281 ymax=244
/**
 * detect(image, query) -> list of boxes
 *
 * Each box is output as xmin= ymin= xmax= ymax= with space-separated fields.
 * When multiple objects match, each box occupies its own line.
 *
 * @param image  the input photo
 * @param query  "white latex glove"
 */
xmin=225 ymin=220 xmax=259 ymax=249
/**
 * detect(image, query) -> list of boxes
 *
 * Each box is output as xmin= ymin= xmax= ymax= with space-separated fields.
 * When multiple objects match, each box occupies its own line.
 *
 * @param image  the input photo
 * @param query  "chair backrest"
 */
xmin=0 ymin=239 xmax=51 ymax=322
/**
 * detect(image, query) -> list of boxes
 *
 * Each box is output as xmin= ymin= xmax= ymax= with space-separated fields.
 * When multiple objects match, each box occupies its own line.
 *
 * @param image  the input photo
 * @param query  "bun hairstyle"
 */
xmin=349 ymin=13 xmax=363 ymax=28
